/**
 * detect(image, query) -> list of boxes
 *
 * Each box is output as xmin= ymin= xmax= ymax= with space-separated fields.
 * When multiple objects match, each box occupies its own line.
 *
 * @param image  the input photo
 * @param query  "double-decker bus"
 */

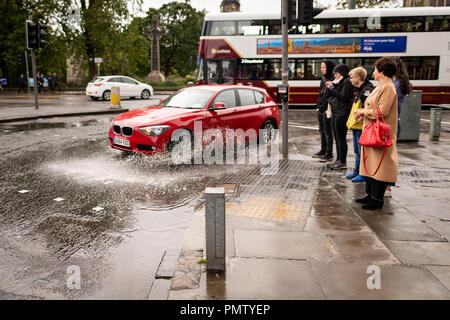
xmin=196 ymin=7 xmax=450 ymax=105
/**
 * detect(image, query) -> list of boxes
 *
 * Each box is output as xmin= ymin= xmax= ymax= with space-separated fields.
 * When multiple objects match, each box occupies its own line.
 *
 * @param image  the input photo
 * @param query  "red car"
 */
xmin=108 ymin=85 xmax=280 ymax=155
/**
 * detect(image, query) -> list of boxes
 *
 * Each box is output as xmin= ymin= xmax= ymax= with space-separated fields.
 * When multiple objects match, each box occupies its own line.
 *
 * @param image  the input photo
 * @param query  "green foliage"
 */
xmin=143 ymin=1 xmax=205 ymax=77
xmin=336 ymin=0 xmax=402 ymax=8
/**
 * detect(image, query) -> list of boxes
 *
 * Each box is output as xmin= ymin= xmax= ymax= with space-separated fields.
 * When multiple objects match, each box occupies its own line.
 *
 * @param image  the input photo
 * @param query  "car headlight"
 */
xmin=138 ymin=125 xmax=171 ymax=136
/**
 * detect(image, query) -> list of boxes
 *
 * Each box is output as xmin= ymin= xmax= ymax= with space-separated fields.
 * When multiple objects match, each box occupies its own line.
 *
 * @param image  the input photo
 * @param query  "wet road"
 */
xmin=0 ymin=114 xmax=251 ymax=299
xmin=0 ymin=108 xmax=449 ymax=299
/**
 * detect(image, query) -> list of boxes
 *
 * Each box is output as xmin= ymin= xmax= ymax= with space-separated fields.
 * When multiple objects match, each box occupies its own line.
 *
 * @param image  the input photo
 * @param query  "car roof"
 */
xmin=192 ymin=84 xmax=266 ymax=93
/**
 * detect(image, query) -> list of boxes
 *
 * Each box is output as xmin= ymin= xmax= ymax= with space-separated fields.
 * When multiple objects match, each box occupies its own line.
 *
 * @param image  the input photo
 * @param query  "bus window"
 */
xmin=268 ymin=20 xmax=282 ymax=35
xmin=347 ymin=18 xmax=366 ymax=33
xmin=295 ymin=59 xmax=305 ymax=80
xmin=404 ymin=57 xmax=439 ymax=80
xmin=362 ymin=58 xmax=378 ymax=80
xmin=288 ymin=60 xmax=295 ymax=80
xmin=271 ymin=59 xmax=282 ymax=80
xmin=207 ymin=61 xmax=219 ymax=83
xmin=306 ymin=60 xmax=322 ymax=80
xmin=425 ymin=16 xmax=450 ymax=31
xmin=237 ymin=20 xmax=265 ymax=35
xmin=346 ymin=58 xmax=363 ymax=70
xmin=222 ymin=60 xmax=234 ymax=84
xmin=210 ymin=21 xmax=236 ymax=36
xmin=197 ymin=59 xmax=204 ymax=81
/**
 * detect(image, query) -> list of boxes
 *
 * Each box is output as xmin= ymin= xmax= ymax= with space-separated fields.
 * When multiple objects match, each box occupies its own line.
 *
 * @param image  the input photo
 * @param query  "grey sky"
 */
xmin=132 ymin=0 xmax=337 ymax=16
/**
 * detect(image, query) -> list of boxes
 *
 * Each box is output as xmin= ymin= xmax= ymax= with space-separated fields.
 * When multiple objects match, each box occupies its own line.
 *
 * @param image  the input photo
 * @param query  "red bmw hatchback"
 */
xmin=108 ymin=85 xmax=280 ymax=154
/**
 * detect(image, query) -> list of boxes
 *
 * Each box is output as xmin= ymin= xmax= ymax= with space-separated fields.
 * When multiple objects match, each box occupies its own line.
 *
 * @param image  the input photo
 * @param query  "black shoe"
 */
xmin=327 ymin=160 xmax=339 ymax=167
xmin=312 ymin=151 xmax=326 ymax=158
xmin=319 ymin=154 xmax=333 ymax=162
xmin=362 ymin=198 xmax=384 ymax=210
xmin=330 ymin=162 xmax=347 ymax=170
xmin=356 ymin=195 xmax=371 ymax=203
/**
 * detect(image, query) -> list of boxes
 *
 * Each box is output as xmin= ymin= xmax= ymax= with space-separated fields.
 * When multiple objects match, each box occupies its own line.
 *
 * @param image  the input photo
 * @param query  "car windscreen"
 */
xmin=160 ymin=89 xmax=215 ymax=109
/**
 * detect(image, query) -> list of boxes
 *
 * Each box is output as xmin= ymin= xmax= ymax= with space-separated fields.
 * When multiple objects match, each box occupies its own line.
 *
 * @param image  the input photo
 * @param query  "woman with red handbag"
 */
xmin=353 ymin=57 xmax=398 ymax=210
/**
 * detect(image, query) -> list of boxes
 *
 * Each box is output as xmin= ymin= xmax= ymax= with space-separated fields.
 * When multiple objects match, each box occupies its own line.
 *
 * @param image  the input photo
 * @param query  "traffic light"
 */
xmin=298 ymin=0 xmax=313 ymax=25
xmin=38 ymin=23 xmax=49 ymax=49
xmin=287 ymin=0 xmax=297 ymax=26
xmin=26 ymin=20 xmax=38 ymax=49
xmin=18 ymin=54 xmax=24 ymax=65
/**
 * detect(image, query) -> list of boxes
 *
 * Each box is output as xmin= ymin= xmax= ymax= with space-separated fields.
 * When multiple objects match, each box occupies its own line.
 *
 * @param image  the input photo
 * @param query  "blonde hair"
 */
xmin=349 ymin=67 xmax=367 ymax=81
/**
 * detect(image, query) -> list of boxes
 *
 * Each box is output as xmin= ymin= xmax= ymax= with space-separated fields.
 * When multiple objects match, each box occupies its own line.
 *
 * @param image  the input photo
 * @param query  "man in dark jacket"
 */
xmin=326 ymin=64 xmax=354 ymax=170
xmin=18 ymin=74 xmax=26 ymax=93
xmin=313 ymin=60 xmax=335 ymax=161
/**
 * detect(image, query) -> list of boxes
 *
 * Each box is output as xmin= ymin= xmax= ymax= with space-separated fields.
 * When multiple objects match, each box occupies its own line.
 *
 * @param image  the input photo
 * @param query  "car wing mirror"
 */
xmin=209 ymin=102 xmax=227 ymax=111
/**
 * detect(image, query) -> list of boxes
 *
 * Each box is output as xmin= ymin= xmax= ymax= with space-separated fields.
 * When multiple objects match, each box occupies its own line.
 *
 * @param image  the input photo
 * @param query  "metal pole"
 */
xmin=31 ymin=49 xmax=38 ymax=109
xmin=25 ymin=50 xmax=30 ymax=94
xmin=349 ymin=0 xmax=356 ymax=9
xmin=205 ymin=187 xmax=226 ymax=272
xmin=97 ymin=64 xmax=100 ymax=77
xmin=281 ymin=0 xmax=289 ymax=155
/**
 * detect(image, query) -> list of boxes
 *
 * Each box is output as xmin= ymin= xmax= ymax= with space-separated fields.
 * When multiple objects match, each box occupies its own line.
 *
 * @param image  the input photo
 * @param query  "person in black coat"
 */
xmin=18 ymin=74 xmax=26 ymax=93
xmin=326 ymin=64 xmax=354 ymax=170
xmin=313 ymin=60 xmax=335 ymax=161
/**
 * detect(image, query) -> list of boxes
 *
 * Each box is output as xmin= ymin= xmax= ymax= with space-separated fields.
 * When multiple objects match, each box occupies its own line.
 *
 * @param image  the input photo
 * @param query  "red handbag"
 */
xmin=359 ymin=108 xmax=392 ymax=176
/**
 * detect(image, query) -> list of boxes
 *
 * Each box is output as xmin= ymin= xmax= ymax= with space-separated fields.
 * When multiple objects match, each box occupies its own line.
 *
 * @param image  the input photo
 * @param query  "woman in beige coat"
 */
xmin=353 ymin=57 xmax=398 ymax=210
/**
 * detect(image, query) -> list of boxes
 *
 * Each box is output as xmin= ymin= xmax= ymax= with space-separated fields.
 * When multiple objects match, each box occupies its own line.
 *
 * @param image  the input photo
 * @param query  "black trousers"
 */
xmin=331 ymin=114 xmax=348 ymax=163
xmin=18 ymin=85 xmax=26 ymax=93
xmin=317 ymin=111 xmax=333 ymax=156
xmin=365 ymin=177 xmax=388 ymax=201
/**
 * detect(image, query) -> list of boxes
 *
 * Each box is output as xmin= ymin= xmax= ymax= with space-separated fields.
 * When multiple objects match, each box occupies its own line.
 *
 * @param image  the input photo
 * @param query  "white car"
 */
xmin=86 ymin=75 xmax=154 ymax=101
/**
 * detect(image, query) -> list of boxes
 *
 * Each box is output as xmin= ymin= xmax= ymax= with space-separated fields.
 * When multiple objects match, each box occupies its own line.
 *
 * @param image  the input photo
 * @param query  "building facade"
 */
xmin=220 ymin=0 xmax=240 ymax=12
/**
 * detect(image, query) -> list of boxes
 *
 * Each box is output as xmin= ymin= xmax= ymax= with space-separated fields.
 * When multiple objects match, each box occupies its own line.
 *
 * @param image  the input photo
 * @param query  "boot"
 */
xmin=356 ymin=195 xmax=371 ymax=203
xmin=362 ymin=197 xmax=384 ymax=210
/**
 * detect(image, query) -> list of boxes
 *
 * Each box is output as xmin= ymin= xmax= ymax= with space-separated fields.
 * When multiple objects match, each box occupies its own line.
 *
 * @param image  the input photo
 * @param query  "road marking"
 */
xmin=53 ymin=197 xmax=65 ymax=202
xmin=288 ymin=122 xmax=319 ymax=130
xmin=18 ymin=190 xmax=30 ymax=193
xmin=92 ymin=206 xmax=104 ymax=212
xmin=421 ymin=119 xmax=450 ymax=125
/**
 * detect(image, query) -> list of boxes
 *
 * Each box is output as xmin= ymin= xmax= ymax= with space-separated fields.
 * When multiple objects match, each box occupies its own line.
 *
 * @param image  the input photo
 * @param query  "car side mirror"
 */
xmin=209 ymin=102 xmax=226 ymax=111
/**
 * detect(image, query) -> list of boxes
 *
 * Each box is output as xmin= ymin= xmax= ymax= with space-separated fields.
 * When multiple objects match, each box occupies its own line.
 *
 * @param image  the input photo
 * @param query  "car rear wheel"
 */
xmin=259 ymin=120 xmax=277 ymax=144
xmin=102 ymin=90 xmax=111 ymax=101
xmin=141 ymin=89 xmax=151 ymax=99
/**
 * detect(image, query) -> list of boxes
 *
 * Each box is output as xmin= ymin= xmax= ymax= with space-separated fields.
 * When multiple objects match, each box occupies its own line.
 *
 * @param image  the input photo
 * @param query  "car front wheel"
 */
xmin=141 ymin=89 xmax=151 ymax=99
xmin=102 ymin=90 xmax=111 ymax=101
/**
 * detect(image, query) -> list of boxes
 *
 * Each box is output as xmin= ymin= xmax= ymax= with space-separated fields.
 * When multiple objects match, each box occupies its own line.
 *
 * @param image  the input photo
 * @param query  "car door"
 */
xmin=123 ymin=77 xmax=141 ymax=97
xmin=107 ymin=77 xmax=123 ymax=95
xmin=205 ymin=89 xmax=239 ymax=135
xmin=235 ymin=88 xmax=259 ymax=132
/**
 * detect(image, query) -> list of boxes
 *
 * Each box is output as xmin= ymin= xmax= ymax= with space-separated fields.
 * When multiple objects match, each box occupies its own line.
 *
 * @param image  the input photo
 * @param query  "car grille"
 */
xmin=113 ymin=125 xmax=133 ymax=137
xmin=138 ymin=144 xmax=155 ymax=151
xmin=122 ymin=126 xmax=133 ymax=137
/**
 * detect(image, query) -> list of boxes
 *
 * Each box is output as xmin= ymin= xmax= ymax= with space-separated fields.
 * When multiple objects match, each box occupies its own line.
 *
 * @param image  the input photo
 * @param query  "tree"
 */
xmin=144 ymin=1 xmax=205 ymax=77
xmin=336 ymin=0 xmax=401 ymax=8
xmin=25 ymin=0 xmax=142 ymax=80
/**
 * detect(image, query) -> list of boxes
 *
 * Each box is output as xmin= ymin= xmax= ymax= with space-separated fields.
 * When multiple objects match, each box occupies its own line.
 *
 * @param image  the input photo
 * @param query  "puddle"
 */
xmin=0 ymin=119 xmax=101 ymax=134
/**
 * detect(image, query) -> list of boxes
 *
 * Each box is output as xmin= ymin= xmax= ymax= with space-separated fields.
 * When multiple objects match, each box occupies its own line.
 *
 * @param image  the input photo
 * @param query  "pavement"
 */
xmin=155 ymin=111 xmax=450 ymax=300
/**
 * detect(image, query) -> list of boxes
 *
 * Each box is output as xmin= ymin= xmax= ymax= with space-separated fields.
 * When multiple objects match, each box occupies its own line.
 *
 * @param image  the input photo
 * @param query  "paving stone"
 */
xmin=148 ymin=279 xmax=171 ymax=300
xmin=426 ymin=266 xmax=450 ymax=290
xmin=234 ymin=229 xmax=338 ymax=261
xmin=384 ymin=241 xmax=450 ymax=265
xmin=304 ymin=216 xmax=371 ymax=234
xmin=328 ymin=234 xmax=399 ymax=265
xmin=198 ymin=258 xmax=326 ymax=299
xmin=311 ymin=262 xmax=449 ymax=299
xmin=168 ymin=288 xmax=200 ymax=300
xmin=171 ymin=275 xmax=198 ymax=290
xmin=351 ymin=202 xmax=445 ymax=242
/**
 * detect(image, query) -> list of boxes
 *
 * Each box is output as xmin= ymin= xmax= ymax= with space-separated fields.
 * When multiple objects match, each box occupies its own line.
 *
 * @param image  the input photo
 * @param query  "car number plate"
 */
xmin=88 ymin=91 xmax=92 ymax=94
xmin=114 ymin=137 xmax=130 ymax=147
